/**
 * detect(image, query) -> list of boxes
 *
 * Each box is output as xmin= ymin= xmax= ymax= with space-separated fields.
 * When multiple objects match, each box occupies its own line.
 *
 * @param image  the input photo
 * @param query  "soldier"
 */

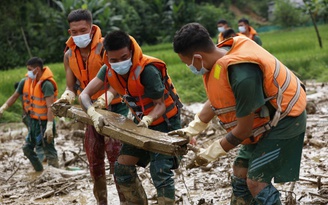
xmin=52 ymin=9 xmax=128 ymax=204
xmin=0 ymin=57 xmax=59 ymax=171
xmin=79 ymin=30 xmax=183 ymax=204
xmin=171 ymin=22 xmax=306 ymax=204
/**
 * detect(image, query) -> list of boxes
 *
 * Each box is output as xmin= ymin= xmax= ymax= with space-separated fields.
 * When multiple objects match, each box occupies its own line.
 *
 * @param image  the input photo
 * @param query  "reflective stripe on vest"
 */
xmin=206 ymin=36 xmax=306 ymax=144
xmin=23 ymin=67 xmax=58 ymax=120
xmin=103 ymin=36 xmax=182 ymax=126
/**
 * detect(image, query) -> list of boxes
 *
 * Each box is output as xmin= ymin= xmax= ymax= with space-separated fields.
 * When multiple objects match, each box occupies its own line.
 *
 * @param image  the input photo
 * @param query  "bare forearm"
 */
xmin=6 ymin=93 xmax=20 ymax=107
xmin=198 ymin=100 xmax=215 ymax=123
xmin=220 ymin=113 xmax=254 ymax=152
xmin=47 ymin=108 xmax=54 ymax=122
xmin=79 ymin=92 xmax=93 ymax=112
xmin=45 ymin=96 xmax=55 ymax=122
xmin=147 ymin=101 xmax=166 ymax=120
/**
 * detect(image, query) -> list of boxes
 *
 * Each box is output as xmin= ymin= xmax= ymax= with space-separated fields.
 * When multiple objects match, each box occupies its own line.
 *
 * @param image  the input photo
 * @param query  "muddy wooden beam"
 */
xmin=52 ymin=103 xmax=188 ymax=156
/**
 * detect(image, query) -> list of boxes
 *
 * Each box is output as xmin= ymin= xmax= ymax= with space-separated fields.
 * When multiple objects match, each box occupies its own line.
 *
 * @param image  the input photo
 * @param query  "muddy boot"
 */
xmin=230 ymin=175 xmax=253 ymax=205
xmin=48 ymin=158 xmax=59 ymax=168
xmin=35 ymin=144 xmax=45 ymax=162
xmin=118 ymin=176 xmax=148 ymax=205
xmin=23 ymin=144 xmax=43 ymax=171
xmin=157 ymin=197 xmax=175 ymax=205
xmin=113 ymin=174 xmax=127 ymax=203
xmin=93 ymin=176 xmax=108 ymax=205
xmin=254 ymin=184 xmax=282 ymax=205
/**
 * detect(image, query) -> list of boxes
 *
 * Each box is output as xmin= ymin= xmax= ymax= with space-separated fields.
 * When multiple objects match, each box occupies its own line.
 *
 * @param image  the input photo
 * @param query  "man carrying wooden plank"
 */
xmin=172 ymin=23 xmax=306 ymax=205
xmin=79 ymin=30 xmax=183 ymax=205
xmin=52 ymin=9 xmax=128 ymax=205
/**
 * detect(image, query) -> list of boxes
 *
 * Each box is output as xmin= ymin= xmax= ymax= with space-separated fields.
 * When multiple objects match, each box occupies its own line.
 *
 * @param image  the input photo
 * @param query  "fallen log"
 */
xmin=52 ymin=103 xmax=188 ymax=156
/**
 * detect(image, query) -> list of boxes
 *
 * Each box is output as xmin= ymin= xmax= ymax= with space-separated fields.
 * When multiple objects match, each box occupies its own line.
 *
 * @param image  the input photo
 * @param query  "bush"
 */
xmin=273 ymin=0 xmax=309 ymax=28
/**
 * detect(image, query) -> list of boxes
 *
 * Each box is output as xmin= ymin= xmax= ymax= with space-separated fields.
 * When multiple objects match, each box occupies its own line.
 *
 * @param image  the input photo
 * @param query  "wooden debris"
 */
xmin=182 ymin=193 xmax=192 ymax=205
xmin=309 ymin=192 xmax=328 ymax=200
xmin=34 ymin=190 xmax=55 ymax=200
xmin=299 ymin=176 xmax=327 ymax=189
xmin=55 ymin=182 xmax=75 ymax=195
xmin=5 ymin=165 xmax=20 ymax=182
xmin=308 ymin=139 xmax=326 ymax=148
xmin=66 ymin=150 xmax=89 ymax=166
xmin=51 ymin=103 xmax=188 ymax=156
xmin=285 ymin=182 xmax=296 ymax=205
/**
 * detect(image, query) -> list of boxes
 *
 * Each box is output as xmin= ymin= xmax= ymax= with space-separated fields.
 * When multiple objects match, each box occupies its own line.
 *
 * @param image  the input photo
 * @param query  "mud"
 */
xmin=0 ymin=82 xmax=327 ymax=205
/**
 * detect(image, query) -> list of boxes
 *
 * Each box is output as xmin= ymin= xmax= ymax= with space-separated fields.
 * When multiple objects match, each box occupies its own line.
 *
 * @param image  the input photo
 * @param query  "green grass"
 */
xmin=1 ymin=24 xmax=328 ymax=122
xmin=260 ymin=25 xmax=328 ymax=81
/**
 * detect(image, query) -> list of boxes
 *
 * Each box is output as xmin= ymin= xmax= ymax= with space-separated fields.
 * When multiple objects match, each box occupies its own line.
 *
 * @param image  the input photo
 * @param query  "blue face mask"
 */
xmin=187 ymin=55 xmax=209 ymax=75
xmin=218 ymin=26 xmax=225 ymax=33
xmin=238 ymin=26 xmax=246 ymax=33
xmin=27 ymin=68 xmax=37 ymax=79
xmin=109 ymin=58 xmax=132 ymax=75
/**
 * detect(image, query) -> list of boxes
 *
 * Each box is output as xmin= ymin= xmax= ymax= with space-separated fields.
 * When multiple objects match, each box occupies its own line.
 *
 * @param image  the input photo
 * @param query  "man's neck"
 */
xmin=79 ymin=45 xmax=91 ymax=61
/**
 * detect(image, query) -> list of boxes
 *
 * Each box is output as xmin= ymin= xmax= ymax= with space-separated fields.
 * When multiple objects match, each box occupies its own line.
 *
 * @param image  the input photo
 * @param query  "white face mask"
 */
xmin=110 ymin=58 xmax=132 ymax=75
xmin=187 ymin=54 xmax=209 ymax=75
xmin=238 ymin=26 xmax=246 ymax=33
xmin=72 ymin=32 xmax=92 ymax=48
xmin=218 ymin=26 xmax=225 ymax=33
xmin=27 ymin=67 xmax=38 ymax=79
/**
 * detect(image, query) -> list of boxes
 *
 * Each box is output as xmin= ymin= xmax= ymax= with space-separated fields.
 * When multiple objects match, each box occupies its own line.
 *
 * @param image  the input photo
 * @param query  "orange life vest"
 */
xmin=237 ymin=26 xmax=258 ymax=41
xmin=103 ymin=36 xmax=182 ymax=126
xmin=65 ymin=25 xmax=121 ymax=104
xmin=23 ymin=67 xmax=58 ymax=120
xmin=218 ymin=32 xmax=224 ymax=43
xmin=205 ymin=36 xmax=306 ymax=144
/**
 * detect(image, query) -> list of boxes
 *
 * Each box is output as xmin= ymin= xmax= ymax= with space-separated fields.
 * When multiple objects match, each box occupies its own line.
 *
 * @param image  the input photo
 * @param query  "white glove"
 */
xmin=195 ymin=139 xmax=226 ymax=166
xmin=54 ymin=90 xmax=76 ymax=105
xmin=92 ymin=91 xmax=114 ymax=109
xmin=0 ymin=103 xmax=9 ymax=118
xmin=137 ymin=115 xmax=154 ymax=128
xmin=87 ymin=106 xmax=109 ymax=132
xmin=168 ymin=113 xmax=209 ymax=141
xmin=44 ymin=121 xmax=54 ymax=143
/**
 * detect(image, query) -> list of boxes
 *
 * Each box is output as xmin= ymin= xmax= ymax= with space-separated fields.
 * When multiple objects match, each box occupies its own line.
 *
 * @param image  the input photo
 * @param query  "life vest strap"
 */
xmin=211 ymin=105 xmax=235 ymax=115
xmin=252 ymin=123 xmax=272 ymax=137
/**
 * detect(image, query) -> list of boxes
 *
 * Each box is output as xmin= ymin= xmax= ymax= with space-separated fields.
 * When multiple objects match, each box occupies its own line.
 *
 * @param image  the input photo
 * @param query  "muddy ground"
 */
xmin=0 ymin=82 xmax=327 ymax=205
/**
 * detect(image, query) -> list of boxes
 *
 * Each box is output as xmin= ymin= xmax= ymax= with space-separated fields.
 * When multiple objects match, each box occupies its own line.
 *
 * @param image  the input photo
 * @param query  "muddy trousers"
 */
xmin=85 ymin=125 xmax=125 ymax=204
xmin=23 ymin=119 xmax=58 ymax=171
xmin=22 ymin=135 xmax=58 ymax=171
xmin=25 ymin=135 xmax=45 ymax=162
xmin=230 ymin=175 xmax=281 ymax=205
xmin=114 ymin=157 xmax=176 ymax=204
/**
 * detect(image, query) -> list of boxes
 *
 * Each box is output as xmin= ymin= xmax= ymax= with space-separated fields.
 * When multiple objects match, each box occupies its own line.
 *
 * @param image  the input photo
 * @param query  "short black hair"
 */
xmin=26 ymin=57 xmax=43 ymax=69
xmin=238 ymin=17 xmax=249 ymax=25
xmin=103 ymin=30 xmax=131 ymax=51
xmin=67 ymin=9 xmax=92 ymax=24
xmin=173 ymin=22 xmax=215 ymax=57
xmin=222 ymin=29 xmax=236 ymax=39
xmin=217 ymin=19 xmax=228 ymax=25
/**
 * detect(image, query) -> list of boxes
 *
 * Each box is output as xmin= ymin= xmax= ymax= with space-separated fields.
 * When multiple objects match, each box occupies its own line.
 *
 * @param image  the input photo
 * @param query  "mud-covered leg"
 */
xmin=22 ymin=142 xmax=43 ymax=171
xmin=106 ymin=137 xmax=126 ymax=203
xmin=114 ymin=162 xmax=148 ymax=205
xmin=150 ymin=154 xmax=176 ymax=205
xmin=230 ymin=175 xmax=254 ymax=205
xmin=85 ymin=125 xmax=108 ymax=205
xmin=254 ymin=184 xmax=282 ymax=205
xmin=93 ymin=175 xmax=108 ymax=205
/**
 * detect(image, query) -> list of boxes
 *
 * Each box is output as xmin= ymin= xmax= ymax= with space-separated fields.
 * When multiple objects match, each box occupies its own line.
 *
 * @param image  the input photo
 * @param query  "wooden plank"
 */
xmin=51 ymin=103 xmax=188 ymax=156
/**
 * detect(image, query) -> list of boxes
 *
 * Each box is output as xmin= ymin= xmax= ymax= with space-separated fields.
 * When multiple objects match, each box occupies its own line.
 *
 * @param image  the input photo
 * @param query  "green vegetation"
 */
xmin=2 ymin=0 xmax=327 ymax=70
xmin=1 ymin=24 xmax=328 ymax=122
